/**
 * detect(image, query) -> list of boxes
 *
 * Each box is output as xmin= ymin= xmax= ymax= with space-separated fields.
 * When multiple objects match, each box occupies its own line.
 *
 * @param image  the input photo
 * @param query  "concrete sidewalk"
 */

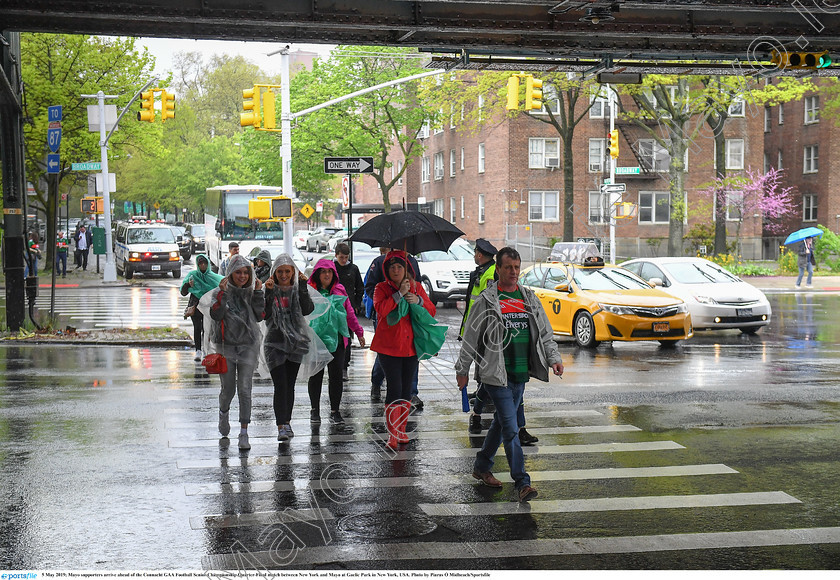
xmin=743 ymin=275 xmax=840 ymax=290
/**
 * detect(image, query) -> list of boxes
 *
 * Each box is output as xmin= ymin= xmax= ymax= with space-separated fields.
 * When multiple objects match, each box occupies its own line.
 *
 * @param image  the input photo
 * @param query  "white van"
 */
xmin=114 ymin=222 xmax=182 ymax=279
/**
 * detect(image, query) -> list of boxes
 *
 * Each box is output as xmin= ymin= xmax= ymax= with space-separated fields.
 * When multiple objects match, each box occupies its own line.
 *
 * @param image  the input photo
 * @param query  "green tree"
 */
xmin=20 ymin=33 xmax=159 ymax=269
xmin=289 ymin=46 xmax=433 ymax=212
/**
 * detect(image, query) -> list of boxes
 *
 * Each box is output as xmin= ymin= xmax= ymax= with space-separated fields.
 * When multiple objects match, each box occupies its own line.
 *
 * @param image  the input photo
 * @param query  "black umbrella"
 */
xmin=348 ymin=211 xmax=465 ymax=254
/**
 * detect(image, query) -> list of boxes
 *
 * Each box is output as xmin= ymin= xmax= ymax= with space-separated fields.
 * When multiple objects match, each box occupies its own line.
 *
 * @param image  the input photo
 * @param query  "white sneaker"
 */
xmin=194 ymin=349 xmax=203 ymax=362
xmin=238 ymin=431 xmax=251 ymax=450
xmin=795 ymin=285 xmax=801 ymax=289
xmin=806 ymin=284 xmax=814 ymax=289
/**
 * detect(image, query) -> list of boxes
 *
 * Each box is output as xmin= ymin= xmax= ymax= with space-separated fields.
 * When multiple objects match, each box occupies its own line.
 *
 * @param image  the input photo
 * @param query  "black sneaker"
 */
xmin=468 ymin=414 xmax=482 ymax=434
xmin=519 ymin=428 xmax=539 ymax=446
xmin=411 ymin=395 xmax=424 ymax=410
xmin=329 ymin=410 xmax=345 ymax=424
xmin=370 ymin=384 xmax=382 ymax=403
xmin=310 ymin=409 xmax=321 ymax=424
xmin=342 ymin=368 xmax=349 ymax=382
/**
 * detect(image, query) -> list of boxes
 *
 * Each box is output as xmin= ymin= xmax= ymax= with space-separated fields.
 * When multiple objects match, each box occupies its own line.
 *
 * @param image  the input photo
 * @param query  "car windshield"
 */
xmin=574 ymin=267 xmax=651 ymax=291
xmin=191 ymin=225 xmax=205 ymax=236
xmin=666 ymin=262 xmax=740 ymax=284
xmin=128 ymin=228 xmax=176 ymax=244
xmin=419 ymin=241 xmax=473 ymax=261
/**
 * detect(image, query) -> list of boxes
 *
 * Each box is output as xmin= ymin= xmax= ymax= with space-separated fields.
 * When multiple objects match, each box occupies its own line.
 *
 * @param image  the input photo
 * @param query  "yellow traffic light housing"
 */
xmin=262 ymin=90 xmax=276 ymax=130
xmin=506 ymin=76 xmax=521 ymax=110
xmin=137 ymin=90 xmax=155 ymax=122
xmin=160 ymin=90 xmax=176 ymax=122
xmin=771 ymin=49 xmax=831 ymax=69
xmin=525 ymin=76 xmax=544 ymax=111
xmin=608 ymin=129 xmax=619 ymax=159
xmin=240 ymin=86 xmax=261 ymax=128
xmin=81 ymin=197 xmax=104 ymax=214
xmin=248 ymin=196 xmax=292 ymax=221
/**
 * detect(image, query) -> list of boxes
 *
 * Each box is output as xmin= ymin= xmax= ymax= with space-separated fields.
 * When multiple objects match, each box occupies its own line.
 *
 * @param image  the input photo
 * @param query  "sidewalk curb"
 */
xmin=0 ymin=339 xmax=193 ymax=347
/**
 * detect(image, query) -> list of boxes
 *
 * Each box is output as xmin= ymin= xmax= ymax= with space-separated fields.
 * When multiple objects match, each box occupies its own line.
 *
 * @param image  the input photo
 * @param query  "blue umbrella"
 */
xmin=784 ymin=227 xmax=823 ymax=245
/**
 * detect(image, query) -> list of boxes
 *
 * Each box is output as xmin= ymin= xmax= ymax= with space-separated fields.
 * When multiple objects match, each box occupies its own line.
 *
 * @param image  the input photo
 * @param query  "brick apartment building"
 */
xmin=763 ymin=78 xmax=840 ymax=259
xmin=351 ymin=81 xmax=776 ymax=261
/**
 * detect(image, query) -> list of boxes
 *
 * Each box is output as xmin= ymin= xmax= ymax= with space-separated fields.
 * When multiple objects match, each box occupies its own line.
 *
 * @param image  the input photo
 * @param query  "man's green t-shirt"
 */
xmin=498 ymin=287 xmax=530 ymax=383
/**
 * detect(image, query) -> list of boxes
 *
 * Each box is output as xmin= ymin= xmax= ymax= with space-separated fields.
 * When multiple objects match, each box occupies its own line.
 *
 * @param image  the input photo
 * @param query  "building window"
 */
xmin=803 ymin=194 xmax=818 ymax=222
xmin=478 ymin=143 xmax=485 ymax=173
xmin=418 ymin=120 xmax=430 ymax=139
xmin=528 ymin=190 xmax=559 ymax=221
xmin=804 ymin=96 xmax=820 ymax=124
xmin=589 ymin=138 xmax=609 ymax=173
xmin=460 ymin=196 xmax=465 ymax=219
xmin=777 ymin=150 xmax=783 ymax=171
xmin=764 ymin=153 xmax=770 ymax=174
xmin=726 ymin=191 xmax=744 ymax=221
xmin=450 ymin=197 xmax=456 ymax=223
xmin=460 ymin=147 xmax=465 ymax=171
xmin=728 ymin=97 xmax=745 ymax=117
xmin=638 ymin=140 xmax=670 ymax=172
xmin=725 ymin=139 xmax=744 ymax=170
xmin=432 ymin=198 xmax=444 ymax=217
xmin=804 ymin=145 xmax=818 ymax=174
xmin=529 ymin=138 xmax=561 ymax=168
xmin=764 ymin=107 xmax=771 ymax=132
xmin=778 ymin=104 xmax=784 ymax=125
xmin=450 ymin=149 xmax=456 ymax=177
xmin=478 ymin=194 xmax=485 ymax=223
xmin=433 ymin=152 xmax=444 ymax=180
xmin=478 ymin=94 xmax=484 ymax=123
xmin=433 ymin=108 xmax=444 ymax=135
xmin=639 ymin=191 xmax=670 ymax=224
xmin=397 ymin=160 xmax=403 ymax=185
xmin=588 ymin=191 xmax=607 ymax=224
xmin=421 ymin=156 xmax=430 ymax=183
xmin=590 ymin=89 xmax=609 ymax=118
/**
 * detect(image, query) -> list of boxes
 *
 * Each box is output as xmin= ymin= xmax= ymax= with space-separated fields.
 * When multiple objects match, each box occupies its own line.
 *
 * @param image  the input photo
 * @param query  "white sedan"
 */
xmin=621 ymin=256 xmax=771 ymax=334
xmin=293 ymin=230 xmax=314 ymax=250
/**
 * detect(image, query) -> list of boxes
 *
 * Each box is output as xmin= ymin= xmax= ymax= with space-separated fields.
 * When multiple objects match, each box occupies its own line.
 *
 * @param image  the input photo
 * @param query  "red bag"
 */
xmin=202 ymin=353 xmax=228 ymax=374
xmin=202 ymin=320 xmax=227 ymax=373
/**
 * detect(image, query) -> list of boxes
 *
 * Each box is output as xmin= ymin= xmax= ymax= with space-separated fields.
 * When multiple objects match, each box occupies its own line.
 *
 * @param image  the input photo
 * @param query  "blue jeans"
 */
xmin=797 ymin=261 xmax=813 ymax=286
xmin=474 ymin=380 xmax=529 ymax=490
xmin=56 ymin=252 xmax=67 ymax=275
xmin=474 ymin=382 xmax=525 ymax=428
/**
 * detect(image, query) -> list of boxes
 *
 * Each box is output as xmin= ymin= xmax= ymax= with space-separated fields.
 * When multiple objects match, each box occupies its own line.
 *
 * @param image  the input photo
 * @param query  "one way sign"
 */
xmin=324 ymin=156 xmax=374 ymax=174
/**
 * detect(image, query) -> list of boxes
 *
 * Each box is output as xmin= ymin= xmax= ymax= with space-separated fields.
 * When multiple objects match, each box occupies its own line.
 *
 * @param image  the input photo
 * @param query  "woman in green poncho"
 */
xmin=180 ymin=254 xmax=224 ymax=361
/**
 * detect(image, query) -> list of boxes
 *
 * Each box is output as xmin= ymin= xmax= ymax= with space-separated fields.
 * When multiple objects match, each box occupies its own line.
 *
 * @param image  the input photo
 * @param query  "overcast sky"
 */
xmin=138 ymin=38 xmax=334 ymax=76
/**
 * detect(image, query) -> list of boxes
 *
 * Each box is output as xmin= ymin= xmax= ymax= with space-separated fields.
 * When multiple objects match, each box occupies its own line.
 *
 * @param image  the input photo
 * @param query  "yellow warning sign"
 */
xmin=300 ymin=203 xmax=315 ymax=219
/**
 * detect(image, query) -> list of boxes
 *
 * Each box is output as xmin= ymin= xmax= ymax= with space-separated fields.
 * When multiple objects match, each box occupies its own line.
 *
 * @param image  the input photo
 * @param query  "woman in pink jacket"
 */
xmin=307 ymin=258 xmax=366 ymax=424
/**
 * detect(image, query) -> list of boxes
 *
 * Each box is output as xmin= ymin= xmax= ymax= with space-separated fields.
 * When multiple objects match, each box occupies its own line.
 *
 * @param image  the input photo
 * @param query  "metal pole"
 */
xmin=49 ymin=172 xmax=57 ymax=317
xmin=280 ymin=49 xmax=294 ymax=256
xmin=608 ymin=84 xmax=617 ymax=264
xmin=96 ymin=91 xmax=116 ymax=281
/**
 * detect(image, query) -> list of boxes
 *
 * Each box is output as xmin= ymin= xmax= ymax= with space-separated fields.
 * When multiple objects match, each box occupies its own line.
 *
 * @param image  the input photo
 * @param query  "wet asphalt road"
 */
xmin=1 ymin=276 xmax=840 ymax=570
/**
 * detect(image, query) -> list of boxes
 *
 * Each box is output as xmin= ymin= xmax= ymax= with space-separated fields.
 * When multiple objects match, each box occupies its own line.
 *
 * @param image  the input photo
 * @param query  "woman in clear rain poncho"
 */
xmin=262 ymin=254 xmax=316 ymax=441
xmin=181 ymin=253 xmax=223 ymax=361
xmin=307 ymin=258 xmax=366 ymax=425
xmin=199 ymin=253 xmax=265 ymax=451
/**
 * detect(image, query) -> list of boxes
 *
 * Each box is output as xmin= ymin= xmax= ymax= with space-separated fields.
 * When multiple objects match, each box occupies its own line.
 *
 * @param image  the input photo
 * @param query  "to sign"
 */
xmin=324 ymin=156 xmax=374 ymax=174
xmin=48 ymin=105 xmax=62 ymax=122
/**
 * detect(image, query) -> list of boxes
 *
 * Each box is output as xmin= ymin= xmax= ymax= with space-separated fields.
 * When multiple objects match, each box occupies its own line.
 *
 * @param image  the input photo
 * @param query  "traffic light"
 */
xmin=240 ymin=86 xmax=260 ymax=128
xmin=771 ymin=50 xmax=831 ymax=69
xmin=81 ymin=197 xmax=104 ymax=213
xmin=506 ymin=75 xmax=520 ymax=110
xmin=248 ymin=196 xmax=291 ymax=221
xmin=262 ymin=90 xmax=276 ymax=130
xmin=525 ymin=76 xmax=544 ymax=111
xmin=160 ymin=90 xmax=175 ymax=122
xmin=608 ymin=129 xmax=619 ymax=159
xmin=137 ymin=90 xmax=155 ymax=122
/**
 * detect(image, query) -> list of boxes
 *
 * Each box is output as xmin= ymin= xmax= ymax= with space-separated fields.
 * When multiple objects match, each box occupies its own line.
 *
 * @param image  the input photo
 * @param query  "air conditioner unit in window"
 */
xmin=545 ymin=158 xmax=560 ymax=168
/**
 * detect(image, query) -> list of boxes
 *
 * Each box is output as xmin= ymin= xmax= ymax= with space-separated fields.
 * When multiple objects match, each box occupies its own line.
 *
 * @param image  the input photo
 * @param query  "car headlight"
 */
xmin=693 ymin=295 xmax=717 ymax=305
xmin=675 ymin=303 xmax=688 ymax=313
xmin=598 ymin=303 xmax=634 ymax=315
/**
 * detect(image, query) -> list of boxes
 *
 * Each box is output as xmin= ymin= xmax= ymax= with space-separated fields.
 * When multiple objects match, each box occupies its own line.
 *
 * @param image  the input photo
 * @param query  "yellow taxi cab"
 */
xmin=520 ymin=243 xmax=693 ymax=347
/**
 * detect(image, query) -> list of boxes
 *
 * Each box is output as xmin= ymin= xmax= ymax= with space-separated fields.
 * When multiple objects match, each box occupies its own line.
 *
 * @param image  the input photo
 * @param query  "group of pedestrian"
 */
xmin=184 ymin=237 xmax=564 ymax=503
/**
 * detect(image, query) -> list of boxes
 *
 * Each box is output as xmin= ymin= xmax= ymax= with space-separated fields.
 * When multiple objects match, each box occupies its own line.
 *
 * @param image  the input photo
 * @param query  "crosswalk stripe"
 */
xmin=419 ymin=491 xmax=801 ymax=517
xmin=190 ymin=508 xmax=334 ymax=530
xmin=201 ymin=526 xmax=840 ymax=568
xmin=163 ymin=409 xmax=603 ymax=419
xmin=176 ymin=440 xmax=685 ymax=469
xmin=168 ymin=424 xmax=640 ymax=447
xmin=184 ymin=464 xmax=738 ymax=496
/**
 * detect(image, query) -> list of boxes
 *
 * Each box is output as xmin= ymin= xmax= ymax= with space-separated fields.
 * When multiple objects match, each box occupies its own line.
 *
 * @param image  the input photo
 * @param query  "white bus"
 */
xmin=204 ymin=185 xmax=290 ymax=273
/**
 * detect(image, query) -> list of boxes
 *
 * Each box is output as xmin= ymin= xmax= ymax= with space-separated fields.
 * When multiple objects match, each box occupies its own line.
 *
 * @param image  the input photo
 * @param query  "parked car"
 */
xmin=245 ymin=245 xmax=312 ymax=276
xmin=306 ymin=227 xmax=341 ymax=252
xmin=413 ymin=237 xmax=474 ymax=306
xmin=620 ymin=256 xmax=771 ymax=334
xmin=327 ymin=229 xmax=350 ymax=252
xmin=293 ymin=229 xmax=314 ymax=250
xmin=519 ymin=242 xmax=692 ymax=348
xmin=183 ymin=223 xmax=206 ymax=257
xmin=169 ymin=224 xmax=191 ymax=260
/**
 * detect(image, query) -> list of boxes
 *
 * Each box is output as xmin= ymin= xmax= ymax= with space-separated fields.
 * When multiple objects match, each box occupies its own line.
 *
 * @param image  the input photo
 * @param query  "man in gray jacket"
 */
xmin=456 ymin=246 xmax=564 ymax=502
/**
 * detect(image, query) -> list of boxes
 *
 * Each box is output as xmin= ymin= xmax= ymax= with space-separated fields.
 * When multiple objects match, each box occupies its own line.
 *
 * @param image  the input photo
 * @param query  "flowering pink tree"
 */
xmin=699 ymin=167 xmax=796 ymax=255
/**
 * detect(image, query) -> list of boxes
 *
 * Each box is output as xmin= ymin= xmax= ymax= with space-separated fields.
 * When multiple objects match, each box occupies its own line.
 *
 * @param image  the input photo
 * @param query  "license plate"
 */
xmin=652 ymin=322 xmax=670 ymax=333
xmin=151 ymin=265 xmax=161 ymax=271
xmin=736 ymin=308 xmax=752 ymax=317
